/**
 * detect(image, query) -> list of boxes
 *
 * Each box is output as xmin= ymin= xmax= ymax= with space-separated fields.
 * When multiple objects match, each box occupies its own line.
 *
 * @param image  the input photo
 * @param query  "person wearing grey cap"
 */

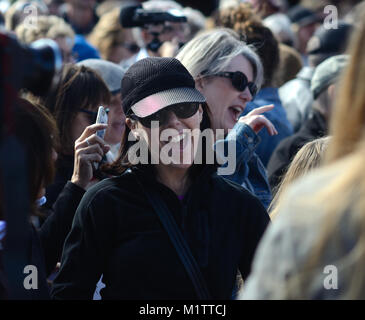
xmin=279 ymin=21 xmax=353 ymax=133
xmin=77 ymin=59 xmax=125 ymax=161
xmin=268 ymin=55 xmax=349 ymax=191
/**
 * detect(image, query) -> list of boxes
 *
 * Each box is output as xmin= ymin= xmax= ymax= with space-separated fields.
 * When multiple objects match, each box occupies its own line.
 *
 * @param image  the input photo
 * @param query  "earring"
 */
xmin=132 ymin=130 xmax=140 ymax=140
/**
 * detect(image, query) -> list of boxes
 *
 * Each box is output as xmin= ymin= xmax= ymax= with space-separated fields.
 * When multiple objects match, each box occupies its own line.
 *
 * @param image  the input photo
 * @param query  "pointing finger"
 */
xmin=248 ymin=104 xmax=274 ymax=116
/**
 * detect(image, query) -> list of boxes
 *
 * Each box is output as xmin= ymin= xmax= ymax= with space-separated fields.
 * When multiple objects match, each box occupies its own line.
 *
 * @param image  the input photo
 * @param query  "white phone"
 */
xmin=93 ymin=106 xmax=108 ymax=170
xmin=95 ymin=106 xmax=108 ymax=139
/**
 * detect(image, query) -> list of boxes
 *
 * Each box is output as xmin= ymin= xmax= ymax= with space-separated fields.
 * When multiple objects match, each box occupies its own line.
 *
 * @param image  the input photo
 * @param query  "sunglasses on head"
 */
xmin=129 ymin=102 xmax=200 ymax=128
xmin=212 ymin=71 xmax=258 ymax=97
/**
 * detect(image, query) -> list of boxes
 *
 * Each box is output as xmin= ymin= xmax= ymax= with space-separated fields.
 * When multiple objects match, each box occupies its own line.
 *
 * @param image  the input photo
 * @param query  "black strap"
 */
xmin=134 ymin=175 xmax=211 ymax=300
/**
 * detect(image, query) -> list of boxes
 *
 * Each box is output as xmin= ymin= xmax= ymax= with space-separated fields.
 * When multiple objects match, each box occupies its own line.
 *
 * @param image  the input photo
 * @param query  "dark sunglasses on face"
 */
xmin=78 ymin=108 xmax=109 ymax=123
xmin=212 ymin=71 xmax=258 ymax=98
xmin=129 ymin=102 xmax=200 ymax=128
xmin=120 ymin=43 xmax=140 ymax=54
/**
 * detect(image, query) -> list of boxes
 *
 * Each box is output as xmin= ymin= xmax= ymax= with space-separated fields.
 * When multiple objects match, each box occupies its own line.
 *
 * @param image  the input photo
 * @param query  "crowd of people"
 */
xmin=1 ymin=0 xmax=365 ymax=300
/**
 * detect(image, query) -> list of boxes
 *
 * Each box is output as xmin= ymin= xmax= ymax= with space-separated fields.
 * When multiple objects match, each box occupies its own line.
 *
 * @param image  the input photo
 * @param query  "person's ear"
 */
xmin=126 ymin=117 xmax=140 ymax=139
xmin=327 ymin=83 xmax=336 ymax=101
xmin=198 ymin=104 xmax=203 ymax=123
xmin=195 ymin=75 xmax=206 ymax=92
xmin=126 ymin=117 xmax=135 ymax=130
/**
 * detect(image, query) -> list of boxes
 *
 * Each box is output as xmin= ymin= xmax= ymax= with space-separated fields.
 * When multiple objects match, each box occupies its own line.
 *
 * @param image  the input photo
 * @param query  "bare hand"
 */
xmin=71 ymin=124 xmax=110 ymax=190
xmin=238 ymin=104 xmax=278 ymax=135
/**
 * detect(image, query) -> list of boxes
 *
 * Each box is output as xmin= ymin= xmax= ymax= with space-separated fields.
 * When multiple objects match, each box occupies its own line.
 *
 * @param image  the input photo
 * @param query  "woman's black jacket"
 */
xmin=51 ymin=165 xmax=270 ymax=300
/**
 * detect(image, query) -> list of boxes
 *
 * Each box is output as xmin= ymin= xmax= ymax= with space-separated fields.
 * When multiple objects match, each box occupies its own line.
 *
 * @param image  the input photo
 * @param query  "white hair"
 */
xmin=176 ymin=28 xmax=264 ymax=90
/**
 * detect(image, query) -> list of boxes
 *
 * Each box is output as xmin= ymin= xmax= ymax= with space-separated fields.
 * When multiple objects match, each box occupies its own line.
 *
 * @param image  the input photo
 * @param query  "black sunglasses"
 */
xmin=78 ymin=108 xmax=109 ymax=123
xmin=212 ymin=71 xmax=258 ymax=97
xmin=121 ymin=43 xmax=140 ymax=54
xmin=129 ymin=102 xmax=200 ymax=128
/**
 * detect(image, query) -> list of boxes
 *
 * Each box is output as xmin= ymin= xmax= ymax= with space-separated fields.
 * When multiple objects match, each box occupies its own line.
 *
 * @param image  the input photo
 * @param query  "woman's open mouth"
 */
xmin=228 ymin=106 xmax=244 ymax=122
xmin=169 ymin=132 xmax=188 ymax=151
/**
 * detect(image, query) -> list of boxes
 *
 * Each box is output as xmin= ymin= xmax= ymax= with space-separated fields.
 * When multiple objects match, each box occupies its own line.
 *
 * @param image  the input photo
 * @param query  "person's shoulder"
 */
xmin=80 ymin=171 xmax=137 ymax=206
xmin=210 ymin=174 xmax=270 ymax=228
xmin=211 ymin=173 xmax=263 ymax=205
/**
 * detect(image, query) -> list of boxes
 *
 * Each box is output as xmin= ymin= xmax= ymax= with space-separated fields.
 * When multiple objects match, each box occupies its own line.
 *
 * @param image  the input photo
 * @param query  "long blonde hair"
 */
xmin=279 ymin=14 xmax=365 ymax=299
xmin=269 ymin=136 xmax=330 ymax=220
xmin=325 ymin=16 xmax=365 ymax=163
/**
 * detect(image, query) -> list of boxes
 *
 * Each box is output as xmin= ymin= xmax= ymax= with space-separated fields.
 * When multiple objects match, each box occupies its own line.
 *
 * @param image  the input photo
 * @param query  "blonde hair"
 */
xmin=15 ymin=15 xmax=74 ymax=44
xmin=88 ymin=7 xmax=129 ymax=62
xmin=5 ymin=0 xmax=48 ymax=31
xmin=281 ymin=137 xmax=365 ymax=299
xmin=325 ymin=14 xmax=365 ymax=163
xmin=278 ymin=14 xmax=365 ymax=299
xmin=269 ymin=136 xmax=330 ymax=220
xmin=176 ymin=28 xmax=263 ymax=89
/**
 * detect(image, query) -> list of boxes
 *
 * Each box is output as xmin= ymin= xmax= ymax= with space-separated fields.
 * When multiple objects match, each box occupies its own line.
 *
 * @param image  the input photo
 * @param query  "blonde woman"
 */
xmin=269 ymin=136 xmax=330 ymax=220
xmin=176 ymin=28 xmax=277 ymax=209
xmin=15 ymin=15 xmax=75 ymax=64
xmin=239 ymin=14 xmax=365 ymax=299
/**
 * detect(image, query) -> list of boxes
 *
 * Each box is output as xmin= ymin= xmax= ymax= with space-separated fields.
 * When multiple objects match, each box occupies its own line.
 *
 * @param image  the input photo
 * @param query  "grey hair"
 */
xmin=176 ymin=28 xmax=264 ymax=91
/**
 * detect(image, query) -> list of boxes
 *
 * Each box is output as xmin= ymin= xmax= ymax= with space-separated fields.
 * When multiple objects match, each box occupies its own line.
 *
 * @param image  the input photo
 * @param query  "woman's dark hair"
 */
xmin=45 ymin=64 xmax=111 ymax=155
xmin=0 ymin=98 xmax=59 ymax=219
xmin=105 ymin=102 xmax=213 ymax=177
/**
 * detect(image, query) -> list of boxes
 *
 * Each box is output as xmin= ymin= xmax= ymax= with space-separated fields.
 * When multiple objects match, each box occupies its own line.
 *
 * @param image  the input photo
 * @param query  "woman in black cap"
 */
xmin=51 ymin=57 xmax=270 ymax=300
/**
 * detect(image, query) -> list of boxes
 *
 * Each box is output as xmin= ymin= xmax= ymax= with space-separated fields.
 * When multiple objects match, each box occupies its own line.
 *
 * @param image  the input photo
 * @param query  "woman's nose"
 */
xmin=165 ymin=110 xmax=182 ymax=128
xmin=239 ymin=86 xmax=253 ymax=102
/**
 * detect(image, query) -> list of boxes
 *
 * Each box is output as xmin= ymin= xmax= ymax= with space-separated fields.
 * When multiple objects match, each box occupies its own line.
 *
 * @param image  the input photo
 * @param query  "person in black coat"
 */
xmin=267 ymin=55 xmax=349 ymax=191
xmin=51 ymin=57 xmax=270 ymax=300
xmin=0 ymin=98 xmax=109 ymax=299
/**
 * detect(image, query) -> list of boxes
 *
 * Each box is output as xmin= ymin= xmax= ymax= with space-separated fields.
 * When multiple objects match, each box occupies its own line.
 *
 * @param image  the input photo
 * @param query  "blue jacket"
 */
xmin=215 ymin=122 xmax=272 ymax=209
xmin=242 ymin=88 xmax=293 ymax=167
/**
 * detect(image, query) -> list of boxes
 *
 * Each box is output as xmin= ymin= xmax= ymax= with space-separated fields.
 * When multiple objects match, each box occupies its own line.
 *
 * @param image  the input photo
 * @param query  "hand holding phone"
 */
xmin=71 ymin=123 xmax=109 ymax=190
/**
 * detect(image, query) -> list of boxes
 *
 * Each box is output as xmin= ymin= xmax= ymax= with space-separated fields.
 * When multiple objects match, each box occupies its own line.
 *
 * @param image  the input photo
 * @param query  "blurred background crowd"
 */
xmin=1 ymin=0 xmax=365 ymax=300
